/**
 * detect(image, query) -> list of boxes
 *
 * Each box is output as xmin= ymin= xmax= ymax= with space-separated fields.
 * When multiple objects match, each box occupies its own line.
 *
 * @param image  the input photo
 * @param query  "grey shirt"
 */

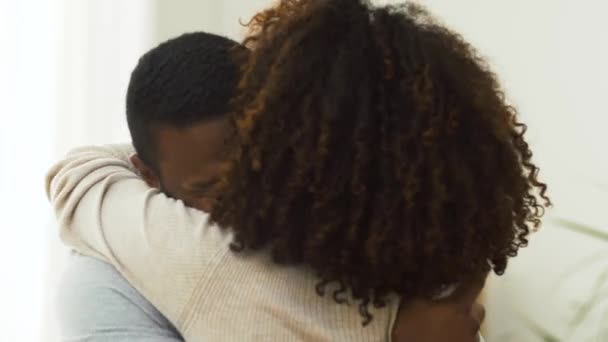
xmin=57 ymin=253 xmax=184 ymax=342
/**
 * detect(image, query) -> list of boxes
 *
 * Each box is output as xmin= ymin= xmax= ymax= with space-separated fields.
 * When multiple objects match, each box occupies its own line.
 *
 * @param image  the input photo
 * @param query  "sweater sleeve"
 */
xmin=45 ymin=144 xmax=233 ymax=331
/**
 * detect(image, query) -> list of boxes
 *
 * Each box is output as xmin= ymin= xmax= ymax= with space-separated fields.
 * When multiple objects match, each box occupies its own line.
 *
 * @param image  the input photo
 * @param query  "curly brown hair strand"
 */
xmin=211 ymin=0 xmax=551 ymax=324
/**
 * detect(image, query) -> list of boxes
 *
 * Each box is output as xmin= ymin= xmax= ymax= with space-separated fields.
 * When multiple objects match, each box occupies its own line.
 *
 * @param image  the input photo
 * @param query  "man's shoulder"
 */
xmin=57 ymin=252 xmax=182 ymax=341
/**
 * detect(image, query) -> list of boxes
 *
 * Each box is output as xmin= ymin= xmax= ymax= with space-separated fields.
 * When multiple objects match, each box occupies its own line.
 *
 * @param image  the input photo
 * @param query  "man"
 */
xmin=54 ymin=32 xmax=485 ymax=342
xmin=57 ymin=31 xmax=243 ymax=341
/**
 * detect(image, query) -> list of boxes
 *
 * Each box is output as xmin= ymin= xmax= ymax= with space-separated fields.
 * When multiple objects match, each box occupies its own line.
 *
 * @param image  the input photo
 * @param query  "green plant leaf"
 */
xmin=518 ymin=313 xmax=562 ymax=342
xmin=569 ymin=269 xmax=608 ymax=327
xmin=552 ymin=250 xmax=608 ymax=294
xmin=552 ymin=218 xmax=608 ymax=242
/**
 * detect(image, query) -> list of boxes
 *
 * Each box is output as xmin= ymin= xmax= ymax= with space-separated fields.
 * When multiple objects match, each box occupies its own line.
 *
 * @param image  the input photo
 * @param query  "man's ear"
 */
xmin=130 ymin=154 xmax=161 ymax=189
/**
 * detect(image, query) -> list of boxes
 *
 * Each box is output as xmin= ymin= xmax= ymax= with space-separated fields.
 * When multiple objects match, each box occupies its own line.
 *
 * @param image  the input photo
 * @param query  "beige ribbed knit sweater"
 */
xmin=46 ymin=144 xmax=400 ymax=341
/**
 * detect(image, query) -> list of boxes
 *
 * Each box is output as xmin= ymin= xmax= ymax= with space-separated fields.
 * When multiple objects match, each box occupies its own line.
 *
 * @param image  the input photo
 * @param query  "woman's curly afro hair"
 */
xmin=210 ymin=0 xmax=550 ymax=323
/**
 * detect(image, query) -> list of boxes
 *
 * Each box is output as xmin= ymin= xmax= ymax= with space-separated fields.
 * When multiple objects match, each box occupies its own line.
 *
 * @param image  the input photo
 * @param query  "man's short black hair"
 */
xmin=126 ymin=32 xmax=244 ymax=168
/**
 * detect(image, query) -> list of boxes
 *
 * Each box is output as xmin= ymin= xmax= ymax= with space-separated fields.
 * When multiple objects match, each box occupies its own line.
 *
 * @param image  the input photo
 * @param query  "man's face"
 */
xmin=144 ymin=118 xmax=231 ymax=212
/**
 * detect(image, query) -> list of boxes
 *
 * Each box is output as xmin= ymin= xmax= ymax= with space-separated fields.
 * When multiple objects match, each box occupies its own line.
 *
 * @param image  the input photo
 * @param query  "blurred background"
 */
xmin=0 ymin=0 xmax=606 ymax=341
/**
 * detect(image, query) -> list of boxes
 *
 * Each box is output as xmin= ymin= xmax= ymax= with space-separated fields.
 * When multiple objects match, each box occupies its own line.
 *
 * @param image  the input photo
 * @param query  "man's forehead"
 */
xmin=153 ymin=118 xmax=230 ymax=184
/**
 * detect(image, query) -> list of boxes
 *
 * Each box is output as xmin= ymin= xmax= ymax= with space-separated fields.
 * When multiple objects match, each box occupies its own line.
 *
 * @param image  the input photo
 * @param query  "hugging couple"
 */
xmin=47 ymin=0 xmax=549 ymax=341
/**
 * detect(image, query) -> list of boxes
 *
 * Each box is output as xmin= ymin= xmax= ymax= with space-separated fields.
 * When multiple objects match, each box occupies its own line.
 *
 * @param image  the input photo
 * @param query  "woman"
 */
xmin=48 ymin=0 xmax=548 ymax=340
xmin=213 ymin=0 xmax=549 ymax=323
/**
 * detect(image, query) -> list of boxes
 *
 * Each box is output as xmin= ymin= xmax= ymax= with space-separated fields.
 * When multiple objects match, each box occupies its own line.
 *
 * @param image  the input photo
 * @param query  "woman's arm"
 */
xmin=46 ymin=144 xmax=233 ymax=330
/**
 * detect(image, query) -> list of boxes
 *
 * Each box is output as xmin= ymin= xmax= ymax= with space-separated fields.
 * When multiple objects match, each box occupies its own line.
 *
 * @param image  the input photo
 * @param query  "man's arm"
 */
xmin=58 ymin=253 xmax=183 ymax=342
xmin=46 ymin=144 xmax=233 ymax=332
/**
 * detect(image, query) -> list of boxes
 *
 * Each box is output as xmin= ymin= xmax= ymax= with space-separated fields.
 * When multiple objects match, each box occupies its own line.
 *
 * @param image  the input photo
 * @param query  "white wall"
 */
xmin=152 ymin=0 xmax=271 ymax=42
xmin=54 ymin=0 xmax=155 ymax=155
xmin=0 ymin=1 xmax=58 ymax=340
xmin=44 ymin=1 xmax=156 ymax=340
